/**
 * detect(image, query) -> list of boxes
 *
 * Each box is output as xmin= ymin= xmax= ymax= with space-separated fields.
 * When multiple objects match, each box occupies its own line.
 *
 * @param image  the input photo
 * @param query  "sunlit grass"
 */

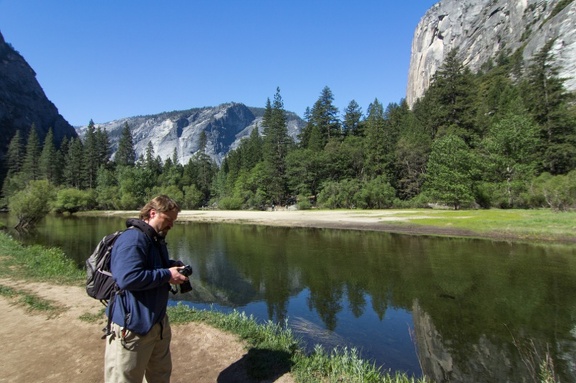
xmin=79 ymin=307 xmax=106 ymax=323
xmin=378 ymin=209 xmax=576 ymax=242
xmin=0 ymin=231 xmax=84 ymax=283
xmin=0 ymin=283 xmax=64 ymax=314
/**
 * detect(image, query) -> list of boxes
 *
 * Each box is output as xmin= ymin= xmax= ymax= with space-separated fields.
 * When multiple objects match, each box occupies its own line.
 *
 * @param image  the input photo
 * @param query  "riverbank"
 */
xmin=82 ymin=208 xmax=576 ymax=244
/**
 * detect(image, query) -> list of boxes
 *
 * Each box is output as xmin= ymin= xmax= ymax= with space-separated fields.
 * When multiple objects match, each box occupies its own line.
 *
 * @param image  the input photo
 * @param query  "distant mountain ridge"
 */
xmin=76 ymin=103 xmax=305 ymax=165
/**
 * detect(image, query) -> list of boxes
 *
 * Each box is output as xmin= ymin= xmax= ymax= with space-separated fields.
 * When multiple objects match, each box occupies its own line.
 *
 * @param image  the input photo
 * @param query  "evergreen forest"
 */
xmin=2 ymin=44 xmax=576 ymax=218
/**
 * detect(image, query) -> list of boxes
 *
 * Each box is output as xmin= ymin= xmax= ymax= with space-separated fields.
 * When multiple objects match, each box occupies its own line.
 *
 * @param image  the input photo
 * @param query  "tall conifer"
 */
xmin=21 ymin=125 xmax=41 ymax=182
xmin=38 ymin=128 xmax=61 ymax=184
xmin=5 ymin=130 xmax=24 ymax=175
xmin=63 ymin=137 xmax=85 ymax=188
xmin=83 ymin=120 xmax=99 ymax=188
xmin=261 ymin=87 xmax=292 ymax=204
xmin=522 ymin=40 xmax=576 ymax=174
xmin=115 ymin=122 xmax=136 ymax=166
xmin=342 ymin=100 xmax=363 ymax=136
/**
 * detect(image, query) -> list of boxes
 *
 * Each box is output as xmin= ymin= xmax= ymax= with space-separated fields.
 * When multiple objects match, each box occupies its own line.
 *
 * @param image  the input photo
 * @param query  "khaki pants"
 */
xmin=105 ymin=315 xmax=172 ymax=383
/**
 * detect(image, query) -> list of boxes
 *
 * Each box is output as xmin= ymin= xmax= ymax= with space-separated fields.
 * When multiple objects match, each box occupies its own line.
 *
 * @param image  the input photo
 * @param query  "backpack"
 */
xmin=85 ymin=230 xmax=125 ymax=304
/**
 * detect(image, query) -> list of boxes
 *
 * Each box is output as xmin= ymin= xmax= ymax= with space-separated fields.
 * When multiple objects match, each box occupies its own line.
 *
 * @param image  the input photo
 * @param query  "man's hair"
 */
xmin=139 ymin=195 xmax=181 ymax=220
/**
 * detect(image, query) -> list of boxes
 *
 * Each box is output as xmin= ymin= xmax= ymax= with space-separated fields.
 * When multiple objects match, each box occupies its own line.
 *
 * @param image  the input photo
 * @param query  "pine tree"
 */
xmin=21 ymin=125 xmax=42 ymax=182
xmin=1 ymin=130 xmax=26 ymax=201
xmin=63 ymin=137 xmax=85 ymax=188
xmin=198 ymin=131 xmax=208 ymax=153
xmin=38 ymin=128 xmax=61 ymax=184
xmin=95 ymin=124 xmax=111 ymax=166
xmin=193 ymin=153 xmax=216 ymax=203
xmin=522 ymin=40 xmax=576 ymax=174
xmin=261 ymin=87 xmax=293 ymax=204
xmin=115 ymin=122 xmax=136 ymax=167
xmin=364 ymin=99 xmax=387 ymax=178
xmin=171 ymin=147 xmax=179 ymax=166
xmin=425 ymin=49 xmax=479 ymax=145
xmin=83 ymin=120 xmax=99 ymax=188
xmin=144 ymin=141 xmax=162 ymax=176
xmin=394 ymin=106 xmax=431 ymax=200
xmin=342 ymin=100 xmax=363 ymax=136
xmin=242 ymin=126 xmax=263 ymax=170
xmin=299 ymin=86 xmax=341 ymax=150
xmin=5 ymin=130 xmax=24 ymax=176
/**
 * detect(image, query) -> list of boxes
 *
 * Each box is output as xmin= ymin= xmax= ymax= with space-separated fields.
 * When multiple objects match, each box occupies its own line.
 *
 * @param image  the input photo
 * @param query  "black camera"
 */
xmin=179 ymin=265 xmax=193 ymax=277
xmin=177 ymin=265 xmax=193 ymax=293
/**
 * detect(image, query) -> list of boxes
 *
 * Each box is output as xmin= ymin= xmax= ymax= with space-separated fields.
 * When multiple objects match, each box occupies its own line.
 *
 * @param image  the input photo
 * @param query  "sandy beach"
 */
xmin=98 ymin=208 xmax=483 ymax=239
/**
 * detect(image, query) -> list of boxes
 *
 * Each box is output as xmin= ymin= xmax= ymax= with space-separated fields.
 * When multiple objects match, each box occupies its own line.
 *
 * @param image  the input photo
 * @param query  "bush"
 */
xmin=182 ymin=185 xmax=204 ymax=209
xmin=52 ymin=188 xmax=95 ymax=214
xmin=317 ymin=179 xmax=360 ymax=208
xmin=95 ymin=185 xmax=120 ymax=210
xmin=217 ymin=196 xmax=244 ymax=210
xmin=531 ymin=171 xmax=576 ymax=211
xmin=354 ymin=176 xmax=396 ymax=209
xmin=296 ymin=195 xmax=313 ymax=210
xmin=8 ymin=180 xmax=56 ymax=230
xmin=318 ymin=177 xmax=396 ymax=209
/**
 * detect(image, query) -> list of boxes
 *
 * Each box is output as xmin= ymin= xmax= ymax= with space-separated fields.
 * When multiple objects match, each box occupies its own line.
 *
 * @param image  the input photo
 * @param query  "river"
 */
xmin=3 ymin=213 xmax=576 ymax=382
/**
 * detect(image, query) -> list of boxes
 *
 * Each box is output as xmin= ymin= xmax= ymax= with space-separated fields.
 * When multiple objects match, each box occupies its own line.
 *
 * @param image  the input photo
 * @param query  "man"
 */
xmin=105 ymin=195 xmax=188 ymax=383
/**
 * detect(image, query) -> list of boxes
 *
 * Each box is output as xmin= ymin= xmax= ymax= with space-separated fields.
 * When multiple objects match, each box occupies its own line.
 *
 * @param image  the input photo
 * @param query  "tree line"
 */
xmin=2 ymin=42 xmax=576 ymax=226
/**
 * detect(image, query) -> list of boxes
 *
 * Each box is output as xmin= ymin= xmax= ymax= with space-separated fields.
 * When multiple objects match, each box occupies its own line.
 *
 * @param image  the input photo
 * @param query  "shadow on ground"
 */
xmin=217 ymin=347 xmax=293 ymax=382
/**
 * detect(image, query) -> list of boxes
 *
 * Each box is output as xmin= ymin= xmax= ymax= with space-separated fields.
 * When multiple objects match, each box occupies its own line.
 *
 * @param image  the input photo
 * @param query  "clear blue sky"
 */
xmin=0 ymin=1 xmax=438 ymax=126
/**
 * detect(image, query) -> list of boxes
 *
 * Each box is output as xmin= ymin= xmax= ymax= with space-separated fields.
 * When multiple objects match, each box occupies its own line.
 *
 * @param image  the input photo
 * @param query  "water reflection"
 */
xmin=3 ymin=214 xmax=576 ymax=382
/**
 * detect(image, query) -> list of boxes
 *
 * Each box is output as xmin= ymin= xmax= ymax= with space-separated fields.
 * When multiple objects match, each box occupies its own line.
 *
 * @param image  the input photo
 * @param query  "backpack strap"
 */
xmin=102 ymin=291 xmax=120 ymax=338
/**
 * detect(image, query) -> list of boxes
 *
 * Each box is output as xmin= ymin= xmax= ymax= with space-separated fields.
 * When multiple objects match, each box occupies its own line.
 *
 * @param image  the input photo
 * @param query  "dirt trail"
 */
xmin=0 ymin=279 xmax=294 ymax=383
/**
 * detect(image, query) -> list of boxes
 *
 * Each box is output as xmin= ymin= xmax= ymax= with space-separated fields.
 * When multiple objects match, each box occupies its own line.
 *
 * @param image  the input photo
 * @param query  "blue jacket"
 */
xmin=107 ymin=219 xmax=175 ymax=335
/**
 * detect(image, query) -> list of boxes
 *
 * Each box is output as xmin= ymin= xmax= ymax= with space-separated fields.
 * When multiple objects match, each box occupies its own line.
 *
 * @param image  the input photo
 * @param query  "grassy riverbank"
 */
xmin=78 ymin=208 xmax=576 ymax=244
xmin=0 ymin=230 xmax=429 ymax=383
xmin=385 ymin=208 xmax=576 ymax=243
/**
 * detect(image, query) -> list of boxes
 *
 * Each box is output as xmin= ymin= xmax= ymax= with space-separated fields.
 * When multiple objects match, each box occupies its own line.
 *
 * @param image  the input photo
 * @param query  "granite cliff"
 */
xmin=407 ymin=0 xmax=576 ymax=107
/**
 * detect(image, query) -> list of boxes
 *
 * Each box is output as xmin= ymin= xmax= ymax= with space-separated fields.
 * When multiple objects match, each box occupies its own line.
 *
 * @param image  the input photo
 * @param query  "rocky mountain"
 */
xmin=406 ymin=0 xmax=576 ymax=107
xmin=77 ymin=103 xmax=305 ymax=165
xmin=0 ymin=30 xmax=77 ymax=162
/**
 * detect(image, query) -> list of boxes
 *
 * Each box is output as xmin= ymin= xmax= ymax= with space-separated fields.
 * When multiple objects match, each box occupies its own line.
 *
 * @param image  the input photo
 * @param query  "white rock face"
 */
xmin=406 ymin=0 xmax=576 ymax=107
xmin=76 ymin=103 xmax=304 ymax=165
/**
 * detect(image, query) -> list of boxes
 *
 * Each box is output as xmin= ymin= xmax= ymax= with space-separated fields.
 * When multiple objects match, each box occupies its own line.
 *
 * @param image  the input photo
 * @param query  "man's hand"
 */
xmin=168 ymin=267 xmax=189 ymax=284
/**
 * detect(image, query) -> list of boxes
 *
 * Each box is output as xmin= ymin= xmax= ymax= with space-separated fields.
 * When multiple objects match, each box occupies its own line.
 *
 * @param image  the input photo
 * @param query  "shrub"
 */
xmin=52 ymin=188 xmax=94 ymax=214
xmin=217 ymin=196 xmax=244 ymax=210
xmin=8 ymin=180 xmax=56 ymax=231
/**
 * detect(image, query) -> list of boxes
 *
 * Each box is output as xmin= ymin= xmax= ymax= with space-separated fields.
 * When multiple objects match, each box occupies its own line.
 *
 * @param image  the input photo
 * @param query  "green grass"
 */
xmin=0 ymin=231 xmax=83 ymax=317
xmin=0 ymin=283 xmax=63 ymax=314
xmin=0 ymin=231 xmax=85 ymax=283
xmin=375 ymin=209 xmax=576 ymax=243
xmin=292 ymin=344 xmax=428 ymax=383
xmin=79 ymin=307 xmax=106 ymax=323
